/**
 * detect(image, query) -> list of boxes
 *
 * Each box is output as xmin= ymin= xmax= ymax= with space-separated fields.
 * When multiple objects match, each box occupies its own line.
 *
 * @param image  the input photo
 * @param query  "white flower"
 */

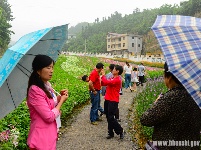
xmin=61 ymin=56 xmax=87 ymax=77
xmin=10 ymin=127 xmax=20 ymax=147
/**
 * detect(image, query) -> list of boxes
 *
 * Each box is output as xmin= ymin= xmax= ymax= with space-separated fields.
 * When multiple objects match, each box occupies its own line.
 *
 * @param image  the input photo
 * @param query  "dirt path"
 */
xmin=57 ymin=86 xmax=145 ymax=150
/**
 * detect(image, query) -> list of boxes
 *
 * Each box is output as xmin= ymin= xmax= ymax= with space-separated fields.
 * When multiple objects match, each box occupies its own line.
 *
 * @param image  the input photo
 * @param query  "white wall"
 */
xmin=62 ymin=51 xmax=165 ymax=63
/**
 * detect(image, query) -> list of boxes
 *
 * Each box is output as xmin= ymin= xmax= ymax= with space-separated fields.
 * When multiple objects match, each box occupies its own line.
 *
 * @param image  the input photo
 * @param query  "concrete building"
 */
xmin=106 ymin=32 xmax=143 ymax=55
xmin=68 ymin=34 xmax=76 ymax=40
xmin=66 ymin=34 xmax=76 ymax=45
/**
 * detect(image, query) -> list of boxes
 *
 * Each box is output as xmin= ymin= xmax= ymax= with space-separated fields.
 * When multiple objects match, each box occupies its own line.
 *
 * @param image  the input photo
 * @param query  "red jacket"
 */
xmin=101 ymin=75 xmax=121 ymax=102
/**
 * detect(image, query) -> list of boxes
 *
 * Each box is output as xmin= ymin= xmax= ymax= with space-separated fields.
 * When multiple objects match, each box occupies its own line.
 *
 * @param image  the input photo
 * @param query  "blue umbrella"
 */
xmin=0 ymin=24 xmax=68 ymax=119
xmin=152 ymin=15 xmax=201 ymax=108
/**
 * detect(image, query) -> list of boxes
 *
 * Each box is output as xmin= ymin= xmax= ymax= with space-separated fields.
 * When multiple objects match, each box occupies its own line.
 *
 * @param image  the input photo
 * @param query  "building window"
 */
xmin=119 ymin=38 xmax=121 ymax=41
xmin=132 ymin=43 xmax=134 ymax=47
xmin=108 ymin=39 xmax=110 ymax=42
xmin=108 ymin=34 xmax=110 ymax=37
xmin=123 ymin=37 xmax=125 ymax=40
xmin=108 ymin=45 xmax=110 ymax=48
xmin=123 ymin=43 xmax=125 ymax=47
xmin=138 ymin=44 xmax=140 ymax=47
xmin=118 ymin=44 xmax=121 ymax=48
xmin=132 ymin=36 xmax=134 ymax=39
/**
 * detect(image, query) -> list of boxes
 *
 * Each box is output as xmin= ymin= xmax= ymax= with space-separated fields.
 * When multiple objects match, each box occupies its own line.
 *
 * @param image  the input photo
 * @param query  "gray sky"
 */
xmin=8 ymin=0 xmax=183 ymax=41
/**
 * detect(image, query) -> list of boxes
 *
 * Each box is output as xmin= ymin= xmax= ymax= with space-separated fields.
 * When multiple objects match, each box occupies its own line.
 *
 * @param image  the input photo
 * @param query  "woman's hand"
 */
xmin=60 ymin=89 xmax=68 ymax=96
xmin=60 ymin=94 xmax=68 ymax=103
xmin=55 ymin=93 xmax=68 ymax=111
xmin=60 ymin=89 xmax=68 ymax=103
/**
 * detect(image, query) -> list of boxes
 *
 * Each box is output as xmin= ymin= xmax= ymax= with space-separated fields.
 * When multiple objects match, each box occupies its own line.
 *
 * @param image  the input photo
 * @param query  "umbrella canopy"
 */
xmin=152 ymin=15 xmax=201 ymax=108
xmin=0 ymin=24 xmax=68 ymax=119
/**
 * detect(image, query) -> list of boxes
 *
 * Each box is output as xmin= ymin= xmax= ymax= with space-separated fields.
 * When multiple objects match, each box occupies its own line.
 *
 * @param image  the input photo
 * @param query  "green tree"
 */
xmin=180 ymin=0 xmax=201 ymax=16
xmin=0 ymin=0 xmax=14 ymax=55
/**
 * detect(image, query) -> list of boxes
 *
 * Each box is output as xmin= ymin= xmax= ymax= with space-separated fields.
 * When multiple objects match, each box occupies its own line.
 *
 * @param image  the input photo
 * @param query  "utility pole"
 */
xmin=84 ymin=38 xmax=87 ymax=53
xmin=82 ymin=25 xmax=87 ymax=54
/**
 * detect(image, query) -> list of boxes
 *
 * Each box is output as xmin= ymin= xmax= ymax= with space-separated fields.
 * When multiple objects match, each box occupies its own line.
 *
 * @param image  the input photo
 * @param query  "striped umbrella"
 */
xmin=152 ymin=15 xmax=201 ymax=108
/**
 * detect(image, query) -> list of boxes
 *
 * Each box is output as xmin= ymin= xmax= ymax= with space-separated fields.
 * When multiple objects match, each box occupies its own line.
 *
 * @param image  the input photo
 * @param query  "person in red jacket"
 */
xmin=101 ymin=65 xmax=125 ymax=139
xmin=88 ymin=63 xmax=104 ymax=125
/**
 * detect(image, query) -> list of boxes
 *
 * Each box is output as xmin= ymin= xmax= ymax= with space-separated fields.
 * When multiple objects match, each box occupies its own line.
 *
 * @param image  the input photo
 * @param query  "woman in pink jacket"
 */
xmin=27 ymin=55 xmax=68 ymax=150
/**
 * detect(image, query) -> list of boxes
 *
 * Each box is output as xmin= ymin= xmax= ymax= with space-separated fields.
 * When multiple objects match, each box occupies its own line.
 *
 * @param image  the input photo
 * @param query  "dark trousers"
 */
xmin=104 ymin=100 xmax=119 ymax=119
xmin=138 ymin=75 xmax=144 ymax=85
xmin=115 ymin=108 xmax=119 ymax=119
xmin=105 ymin=100 xmax=123 ymax=136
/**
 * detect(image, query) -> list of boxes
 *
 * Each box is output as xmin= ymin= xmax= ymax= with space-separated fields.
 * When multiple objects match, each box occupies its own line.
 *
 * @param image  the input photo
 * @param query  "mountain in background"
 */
xmin=68 ymin=22 xmax=90 ymax=34
xmin=64 ymin=0 xmax=201 ymax=54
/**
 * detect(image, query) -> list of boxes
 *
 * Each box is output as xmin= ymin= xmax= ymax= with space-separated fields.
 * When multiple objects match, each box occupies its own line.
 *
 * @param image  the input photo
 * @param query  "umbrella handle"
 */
xmin=52 ymin=88 xmax=61 ymax=96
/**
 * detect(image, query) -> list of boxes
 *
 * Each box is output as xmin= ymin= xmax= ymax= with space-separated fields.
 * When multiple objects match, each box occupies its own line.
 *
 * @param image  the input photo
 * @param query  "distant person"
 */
xmin=82 ymin=75 xmax=89 ymax=82
xmin=123 ymin=61 xmax=132 ymax=91
xmin=27 ymin=55 xmax=68 ymax=150
xmin=140 ymin=62 xmax=201 ymax=150
xmin=131 ymin=67 xmax=138 ymax=91
xmin=101 ymin=65 xmax=125 ymax=140
xmin=138 ymin=62 xmax=145 ymax=86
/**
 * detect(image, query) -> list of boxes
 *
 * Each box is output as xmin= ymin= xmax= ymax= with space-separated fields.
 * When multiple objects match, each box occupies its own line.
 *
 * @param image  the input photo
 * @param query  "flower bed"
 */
xmin=129 ymin=77 xmax=167 ymax=148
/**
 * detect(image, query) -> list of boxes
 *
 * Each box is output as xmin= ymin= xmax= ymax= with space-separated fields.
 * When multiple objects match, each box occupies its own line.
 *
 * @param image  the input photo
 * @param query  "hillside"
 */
xmin=64 ymin=0 xmax=201 ymax=55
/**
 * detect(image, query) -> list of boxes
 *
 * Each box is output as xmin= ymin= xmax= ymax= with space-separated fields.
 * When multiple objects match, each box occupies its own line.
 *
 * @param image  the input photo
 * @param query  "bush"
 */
xmin=131 ymin=78 xmax=167 ymax=148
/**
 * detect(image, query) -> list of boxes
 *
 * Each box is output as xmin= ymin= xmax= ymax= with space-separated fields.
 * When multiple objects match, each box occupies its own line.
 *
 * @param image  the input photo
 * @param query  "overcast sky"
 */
xmin=8 ymin=0 xmax=183 ymax=41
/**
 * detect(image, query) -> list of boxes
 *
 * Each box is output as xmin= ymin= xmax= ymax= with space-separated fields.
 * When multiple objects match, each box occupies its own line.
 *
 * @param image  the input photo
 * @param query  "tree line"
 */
xmin=0 ymin=0 xmax=13 ymax=56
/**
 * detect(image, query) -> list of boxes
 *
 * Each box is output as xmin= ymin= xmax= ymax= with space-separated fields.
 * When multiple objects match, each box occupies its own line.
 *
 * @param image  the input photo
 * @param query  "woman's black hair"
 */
xmin=133 ymin=67 xmax=137 ymax=71
xmin=164 ymin=62 xmax=182 ymax=85
xmin=27 ymin=55 xmax=54 ymax=98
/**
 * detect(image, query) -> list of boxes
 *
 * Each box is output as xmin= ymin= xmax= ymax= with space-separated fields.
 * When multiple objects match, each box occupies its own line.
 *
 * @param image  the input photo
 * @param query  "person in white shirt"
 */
xmin=131 ymin=67 xmax=139 ymax=91
xmin=138 ymin=62 xmax=145 ymax=86
xmin=123 ymin=62 xmax=132 ymax=91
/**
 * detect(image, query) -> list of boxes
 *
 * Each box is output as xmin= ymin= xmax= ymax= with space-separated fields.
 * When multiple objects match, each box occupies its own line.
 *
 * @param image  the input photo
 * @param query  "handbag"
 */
xmin=145 ymin=141 xmax=159 ymax=150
